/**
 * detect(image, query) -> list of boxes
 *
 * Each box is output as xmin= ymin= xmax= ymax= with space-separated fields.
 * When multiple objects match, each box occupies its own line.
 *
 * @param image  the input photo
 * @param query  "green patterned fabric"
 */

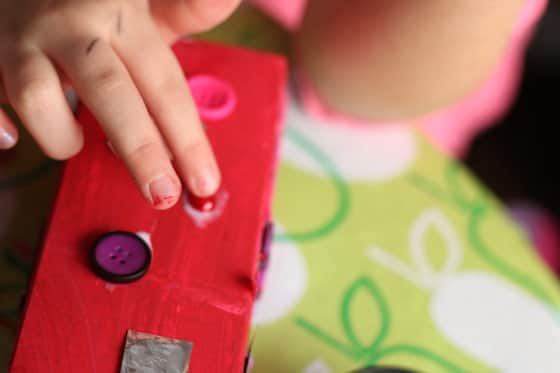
xmin=249 ymin=99 xmax=560 ymax=372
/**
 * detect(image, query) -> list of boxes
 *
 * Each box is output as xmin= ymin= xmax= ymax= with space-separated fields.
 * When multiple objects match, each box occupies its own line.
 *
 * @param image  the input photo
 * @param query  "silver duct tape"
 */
xmin=120 ymin=330 xmax=193 ymax=373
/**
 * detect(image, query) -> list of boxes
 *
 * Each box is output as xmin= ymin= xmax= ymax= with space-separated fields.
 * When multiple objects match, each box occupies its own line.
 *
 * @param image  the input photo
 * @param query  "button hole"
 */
xmin=209 ymin=94 xmax=225 ymax=107
xmin=110 ymin=255 xmax=116 ymax=260
xmin=119 ymin=260 xmax=126 ymax=265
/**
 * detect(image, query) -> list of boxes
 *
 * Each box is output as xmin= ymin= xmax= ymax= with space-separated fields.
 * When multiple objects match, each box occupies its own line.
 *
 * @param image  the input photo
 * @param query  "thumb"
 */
xmin=150 ymin=0 xmax=241 ymax=41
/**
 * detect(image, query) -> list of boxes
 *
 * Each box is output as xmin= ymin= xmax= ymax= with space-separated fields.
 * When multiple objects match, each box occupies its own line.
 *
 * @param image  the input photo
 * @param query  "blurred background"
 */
xmin=466 ymin=2 xmax=560 ymax=273
xmin=467 ymin=1 xmax=560 ymax=215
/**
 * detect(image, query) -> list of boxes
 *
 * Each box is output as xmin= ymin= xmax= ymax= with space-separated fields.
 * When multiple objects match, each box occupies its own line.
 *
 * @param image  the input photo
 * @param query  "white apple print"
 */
xmin=252 ymin=230 xmax=308 ymax=326
xmin=281 ymin=96 xmax=417 ymax=182
xmin=367 ymin=208 xmax=560 ymax=372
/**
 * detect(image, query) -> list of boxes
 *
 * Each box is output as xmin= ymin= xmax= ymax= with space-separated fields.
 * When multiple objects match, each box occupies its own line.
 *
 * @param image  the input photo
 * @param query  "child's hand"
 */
xmin=0 ymin=0 xmax=239 ymax=209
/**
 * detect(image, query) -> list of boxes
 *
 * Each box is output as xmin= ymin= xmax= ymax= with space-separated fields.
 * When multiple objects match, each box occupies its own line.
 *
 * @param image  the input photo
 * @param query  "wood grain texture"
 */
xmin=10 ymin=41 xmax=286 ymax=373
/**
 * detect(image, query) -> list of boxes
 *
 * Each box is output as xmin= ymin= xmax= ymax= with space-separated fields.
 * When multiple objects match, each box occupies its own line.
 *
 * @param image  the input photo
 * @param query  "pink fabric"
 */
xmin=256 ymin=0 xmax=548 ymax=157
xmin=510 ymin=202 xmax=560 ymax=275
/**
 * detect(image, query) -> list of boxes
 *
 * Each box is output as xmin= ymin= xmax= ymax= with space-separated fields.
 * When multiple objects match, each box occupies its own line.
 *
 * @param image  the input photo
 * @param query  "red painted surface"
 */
xmin=187 ymin=191 xmax=218 ymax=212
xmin=11 ymin=41 xmax=286 ymax=373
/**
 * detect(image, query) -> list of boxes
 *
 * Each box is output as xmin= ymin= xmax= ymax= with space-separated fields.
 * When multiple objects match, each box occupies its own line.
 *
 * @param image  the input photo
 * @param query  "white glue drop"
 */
xmin=136 ymin=231 xmax=152 ymax=251
xmin=182 ymin=190 xmax=229 ymax=228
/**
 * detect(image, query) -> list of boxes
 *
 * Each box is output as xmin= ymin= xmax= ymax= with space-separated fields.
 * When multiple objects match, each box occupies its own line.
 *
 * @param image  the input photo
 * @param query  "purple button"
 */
xmin=188 ymin=75 xmax=237 ymax=121
xmin=256 ymin=222 xmax=274 ymax=298
xmin=260 ymin=222 xmax=274 ymax=264
xmin=90 ymin=231 xmax=151 ymax=283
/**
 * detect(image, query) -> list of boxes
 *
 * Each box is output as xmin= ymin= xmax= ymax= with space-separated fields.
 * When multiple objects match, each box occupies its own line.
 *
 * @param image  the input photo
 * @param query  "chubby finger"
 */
xmin=114 ymin=23 xmax=220 ymax=197
xmin=52 ymin=37 xmax=181 ymax=209
xmin=1 ymin=48 xmax=83 ymax=159
xmin=150 ymin=0 xmax=241 ymax=39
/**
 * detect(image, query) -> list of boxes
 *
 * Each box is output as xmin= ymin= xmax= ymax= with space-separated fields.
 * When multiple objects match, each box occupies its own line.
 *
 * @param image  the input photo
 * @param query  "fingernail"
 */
xmin=0 ymin=129 xmax=16 ymax=149
xmin=190 ymin=166 xmax=220 ymax=197
xmin=149 ymin=175 xmax=179 ymax=209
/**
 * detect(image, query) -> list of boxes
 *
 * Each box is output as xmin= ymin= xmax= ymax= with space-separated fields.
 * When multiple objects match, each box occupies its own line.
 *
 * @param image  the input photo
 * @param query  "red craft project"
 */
xmin=11 ymin=41 xmax=286 ymax=372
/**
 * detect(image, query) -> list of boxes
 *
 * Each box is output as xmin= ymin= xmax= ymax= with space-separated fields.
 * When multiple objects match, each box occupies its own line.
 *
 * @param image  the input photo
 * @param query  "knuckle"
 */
xmin=12 ymin=76 xmax=52 ymax=114
xmin=160 ymin=74 xmax=185 ymax=94
xmin=156 ymin=74 xmax=186 ymax=102
xmin=89 ymin=65 xmax=126 ymax=92
xmin=180 ymin=139 xmax=206 ymax=158
xmin=127 ymin=139 xmax=164 ymax=163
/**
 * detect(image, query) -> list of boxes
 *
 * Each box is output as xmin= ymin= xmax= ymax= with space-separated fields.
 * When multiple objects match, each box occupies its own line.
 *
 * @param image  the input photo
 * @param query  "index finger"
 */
xmin=113 ymin=23 xmax=221 ymax=198
xmin=51 ymin=37 xmax=182 ymax=209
